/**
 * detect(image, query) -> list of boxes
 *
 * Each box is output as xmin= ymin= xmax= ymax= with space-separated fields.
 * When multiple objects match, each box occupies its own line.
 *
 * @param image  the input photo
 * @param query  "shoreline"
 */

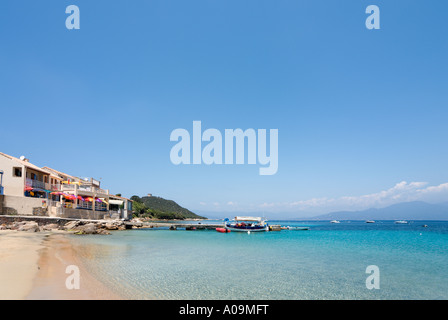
xmin=0 ymin=230 xmax=124 ymax=300
xmin=26 ymin=232 xmax=124 ymax=300
xmin=0 ymin=230 xmax=46 ymax=299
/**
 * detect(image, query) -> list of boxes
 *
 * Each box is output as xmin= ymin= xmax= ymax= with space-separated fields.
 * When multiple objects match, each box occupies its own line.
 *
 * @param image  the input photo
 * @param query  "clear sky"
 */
xmin=1 ymin=1 xmax=447 ymax=218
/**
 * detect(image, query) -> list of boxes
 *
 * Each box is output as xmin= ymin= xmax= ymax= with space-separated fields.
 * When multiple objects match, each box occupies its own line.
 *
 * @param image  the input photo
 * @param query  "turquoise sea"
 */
xmin=69 ymin=220 xmax=448 ymax=300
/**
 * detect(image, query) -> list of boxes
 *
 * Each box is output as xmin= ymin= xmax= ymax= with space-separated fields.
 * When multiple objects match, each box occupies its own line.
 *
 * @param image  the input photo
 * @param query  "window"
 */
xmin=13 ymin=167 xmax=22 ymax=177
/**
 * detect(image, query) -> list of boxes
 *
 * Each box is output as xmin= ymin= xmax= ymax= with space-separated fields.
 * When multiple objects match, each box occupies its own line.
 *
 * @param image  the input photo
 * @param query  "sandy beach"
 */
xmin=0 ymin=230 xmax=123 ymax=300
xmin=0 ymin=230 xmax=45 ymax=299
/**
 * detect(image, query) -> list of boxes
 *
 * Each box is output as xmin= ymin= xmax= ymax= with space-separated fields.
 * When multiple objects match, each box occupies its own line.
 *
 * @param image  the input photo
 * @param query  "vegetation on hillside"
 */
xmin=131 ymin=195 xmax=206 ymax=220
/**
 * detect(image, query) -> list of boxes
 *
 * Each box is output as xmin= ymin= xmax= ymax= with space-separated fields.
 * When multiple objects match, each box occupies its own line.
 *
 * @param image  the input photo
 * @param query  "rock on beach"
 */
xmin=0 ymin=219 xmax=131 ymax=235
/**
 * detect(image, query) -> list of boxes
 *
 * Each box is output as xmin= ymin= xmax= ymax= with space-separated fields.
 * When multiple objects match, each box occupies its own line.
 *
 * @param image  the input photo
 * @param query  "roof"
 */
xmin=109 ymin=194 xmax=133 ymax=202
xmin=109 ymin=199 xmax=124 ymax=205
xmin=234 ymin=216 xmax=263 ymax=222
xmin=42 ymin=166 xmax=80 ymax=181
xmin=0 ymin=152 xmax=53 ymax=175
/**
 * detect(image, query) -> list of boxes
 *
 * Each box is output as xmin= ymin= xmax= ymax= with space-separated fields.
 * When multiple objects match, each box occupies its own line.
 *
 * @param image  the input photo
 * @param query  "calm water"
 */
xmin=69 ymin=220 xmax=448 ymax=300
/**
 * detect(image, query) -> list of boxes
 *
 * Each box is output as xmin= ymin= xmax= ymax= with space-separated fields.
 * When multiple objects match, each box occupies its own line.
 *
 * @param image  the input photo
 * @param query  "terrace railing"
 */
xmin=94 ymin=187 xmax=108 ymax=195
xmin=60 ymin=184 xmax=109 ymax=195
xmin=25 ymin=178 xmax=49 ymax=190
xmin=50 ymin=184 xmax=61 ymax=192
xmin=79 ymin=185 xmax=93 ymax=192
xmin=60 ymin=184 xmax=76 ymax=192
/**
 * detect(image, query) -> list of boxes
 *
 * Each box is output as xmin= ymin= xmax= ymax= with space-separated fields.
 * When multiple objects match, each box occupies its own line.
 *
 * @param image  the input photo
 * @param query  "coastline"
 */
xmin=0 ymin=230 xmax=124 ymax=300
xmin=0 ymin=230 xmax=46 ymax=299
xmin=26 ymin=232 xmax=124 ymax=300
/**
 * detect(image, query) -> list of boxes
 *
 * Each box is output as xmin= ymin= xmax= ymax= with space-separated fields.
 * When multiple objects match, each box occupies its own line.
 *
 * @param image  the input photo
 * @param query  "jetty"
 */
xmin=134 ymin=222 xmax=301 ymax=231
xmin=138 ymin=222 xmax=224 ymax=230
xmin=0 ymin=216 xmax=224 ymax=231
xmin=0 ymin=215 xmax=309 ymax=233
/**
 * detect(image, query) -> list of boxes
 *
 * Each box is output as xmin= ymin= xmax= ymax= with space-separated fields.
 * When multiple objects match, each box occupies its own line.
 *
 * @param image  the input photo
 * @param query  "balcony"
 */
xmin=25 ymin=178 xmax=49 ymax=191
xmin=60 ymin=184 xmax=76 ymax=192
xmin=50 ymin=184 xmax=61 ymax=192
xmin=48 ymin=200 xmax=105 ymax=210
xmin=0 ymin=170 xmax=3 ymax=195
xmin=60 ymin=183 xmax=109 ymax=196
xmin=76 ymin=201 xmax=107 ymax=211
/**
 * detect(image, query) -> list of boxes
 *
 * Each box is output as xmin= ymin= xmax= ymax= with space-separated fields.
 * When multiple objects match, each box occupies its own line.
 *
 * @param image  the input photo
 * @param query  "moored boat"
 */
xmin=216 ymin=227 xmax=231 ymax=233
xmin=224 ymin=216 xmax=269 ymax=232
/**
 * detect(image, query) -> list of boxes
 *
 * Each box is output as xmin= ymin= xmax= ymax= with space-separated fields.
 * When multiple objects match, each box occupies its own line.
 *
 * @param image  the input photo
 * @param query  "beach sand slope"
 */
xmin=0 ymin=230 xmax=46 ymax=299
xmin=26 ymin=233 xmax=123 ymax=300
xmin=0 ymin=230 xmax=122 ymax=300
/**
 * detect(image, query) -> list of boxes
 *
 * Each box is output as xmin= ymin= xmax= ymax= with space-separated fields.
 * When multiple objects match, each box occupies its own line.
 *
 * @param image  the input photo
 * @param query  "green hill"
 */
xmin=131 ymin=195 xmax=206 ymax=220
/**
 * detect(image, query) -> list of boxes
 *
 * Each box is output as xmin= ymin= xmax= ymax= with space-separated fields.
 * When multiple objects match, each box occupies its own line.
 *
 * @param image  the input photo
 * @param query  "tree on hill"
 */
xmin=131 ymin=195 xmax=206 ymax=220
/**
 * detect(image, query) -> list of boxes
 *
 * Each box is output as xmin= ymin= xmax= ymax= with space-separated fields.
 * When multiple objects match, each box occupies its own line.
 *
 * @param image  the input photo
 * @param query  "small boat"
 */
xmin=366 ymin=220 xmax=375 ymax=223
xmin=394 ymin=220 xmax=408 ymax=224
xmin=216 ymin=227 xmax=230 ymax=233
xmin=224 ymin=216 xmax=269 ymax=232
xmin=330 ymin=220 xmax=340 ymax=224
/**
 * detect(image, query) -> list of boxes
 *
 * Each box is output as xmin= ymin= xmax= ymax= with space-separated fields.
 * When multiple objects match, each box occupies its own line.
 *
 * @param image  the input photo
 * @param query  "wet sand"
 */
xmin=0 ymin=230 xmax=123 ymax=300
xmin=26 ymin=232 xmax=123 ymax=300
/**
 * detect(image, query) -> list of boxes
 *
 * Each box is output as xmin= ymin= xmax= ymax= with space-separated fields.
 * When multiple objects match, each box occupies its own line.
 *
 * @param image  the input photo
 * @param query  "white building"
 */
xmin=0 ymin=152 xmax=132 ymax=219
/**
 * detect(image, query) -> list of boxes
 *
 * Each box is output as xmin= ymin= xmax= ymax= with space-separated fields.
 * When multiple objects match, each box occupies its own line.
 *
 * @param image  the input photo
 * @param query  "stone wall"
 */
xmin=0 ymin=195 xmax=107 ymax=220
xmin=0 ymin=215 xmax=73 ymax=227
xmin=58 ymin=208 xmax=106 ymax=220
xmin=1 ymin=195 xmax=48 ymax=216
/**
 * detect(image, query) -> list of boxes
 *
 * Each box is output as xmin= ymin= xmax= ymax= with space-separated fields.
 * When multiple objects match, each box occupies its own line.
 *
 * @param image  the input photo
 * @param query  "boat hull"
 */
xmin=225 ymin=225 xmax=268 ymax=232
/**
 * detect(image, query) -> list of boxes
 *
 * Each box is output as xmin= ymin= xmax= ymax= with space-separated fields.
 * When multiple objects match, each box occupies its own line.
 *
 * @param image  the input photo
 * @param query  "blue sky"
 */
xmin=1 ymin=1 xmax=448 ymax=218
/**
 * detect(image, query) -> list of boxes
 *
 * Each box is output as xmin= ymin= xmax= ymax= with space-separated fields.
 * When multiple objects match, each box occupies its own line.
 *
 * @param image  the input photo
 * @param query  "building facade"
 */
xmin=0 ymin=152 xmax=132 ymax=219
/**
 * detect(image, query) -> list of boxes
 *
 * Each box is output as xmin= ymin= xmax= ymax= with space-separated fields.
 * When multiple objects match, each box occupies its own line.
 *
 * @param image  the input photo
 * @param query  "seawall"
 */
xmin=0 ymin=215 xmax=96 ymax=227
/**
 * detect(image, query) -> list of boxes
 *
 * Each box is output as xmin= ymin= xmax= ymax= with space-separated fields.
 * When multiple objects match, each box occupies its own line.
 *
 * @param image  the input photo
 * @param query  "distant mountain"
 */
xmin=132 ymin=195 xmax=206 ymax=220
xmin=313 ymin=201 xmax=448 ymax=220
xmin=196 ymin=211 xmax=276 ymax=220
xmin=195 ymin=201 xmax=448 ymax=220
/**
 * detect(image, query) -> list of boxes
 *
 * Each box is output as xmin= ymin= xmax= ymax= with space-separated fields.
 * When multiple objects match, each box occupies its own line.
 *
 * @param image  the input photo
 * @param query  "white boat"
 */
xmin=330 ymin=220 xmax=340 ymax=224
xmin=395 ymin=220 xmax=408 ymax=224
xmin=366 ymin=220 xmax=375 ymax=223
xmin=224 ymin=216 xmax=269 ymax=232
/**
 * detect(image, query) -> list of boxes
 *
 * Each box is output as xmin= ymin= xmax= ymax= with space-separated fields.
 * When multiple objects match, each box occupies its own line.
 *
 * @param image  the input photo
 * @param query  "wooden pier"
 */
xmin=131 ymin=222 xmax=225 ymax=230
xmin=128 ymin=222 xmax=296 ymax=231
